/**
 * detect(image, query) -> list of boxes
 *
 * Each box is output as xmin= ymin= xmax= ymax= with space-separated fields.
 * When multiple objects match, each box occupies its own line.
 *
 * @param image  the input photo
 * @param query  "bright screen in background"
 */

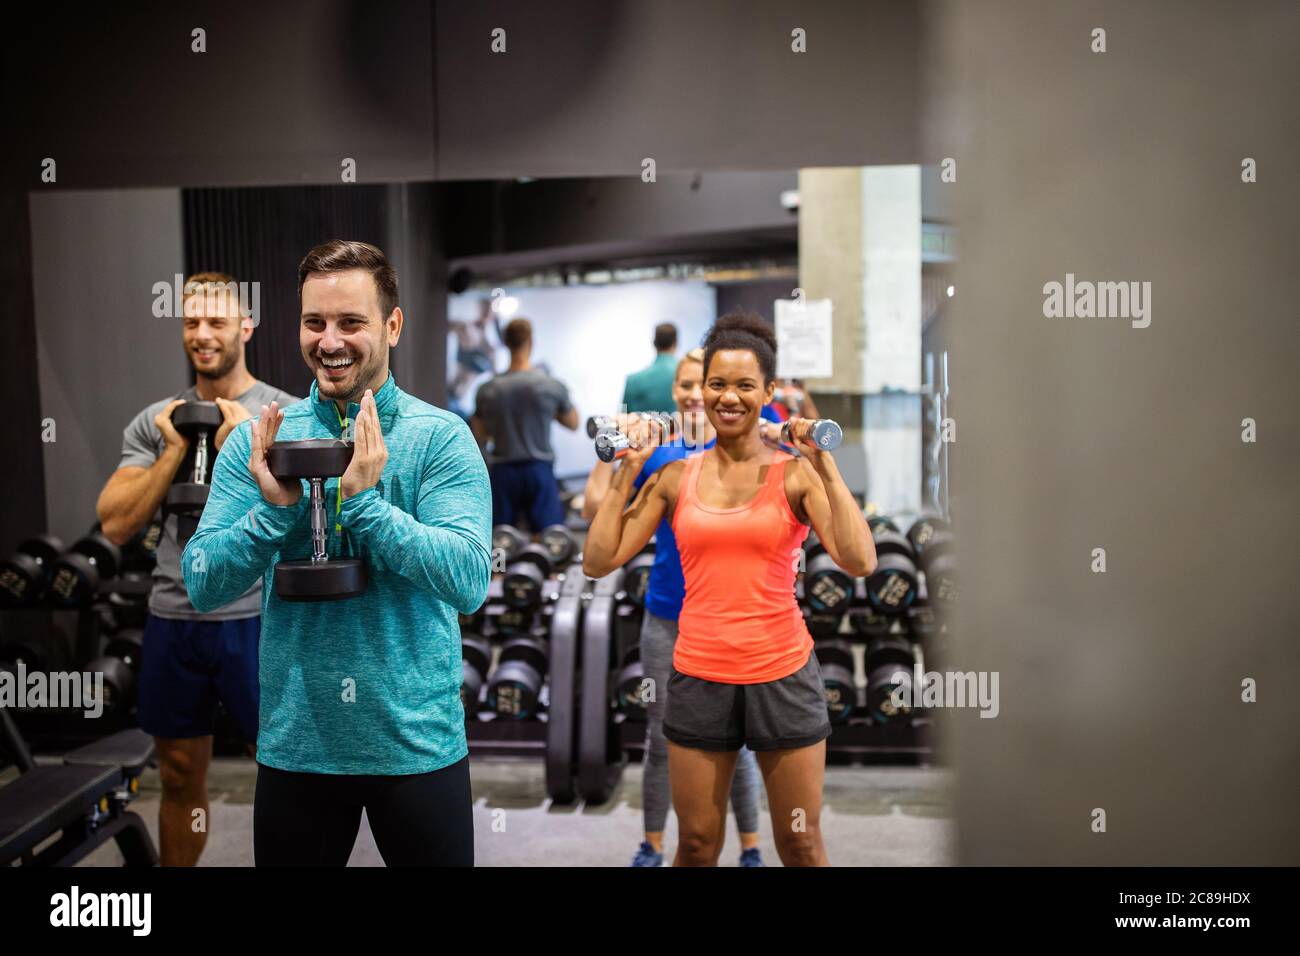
xmin=448 ymin=281 xmax=717 ymax=480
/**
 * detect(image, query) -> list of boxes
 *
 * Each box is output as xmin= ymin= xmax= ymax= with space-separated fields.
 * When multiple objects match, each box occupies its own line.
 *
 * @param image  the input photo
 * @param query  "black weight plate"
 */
xmin=539 ymin=525 xmax=577 ymax=565
xmin=48 ymin=552 xmax=99 ymax=606
xmin=172 ymin=401 xmax=223 ymax=434
xmin=76 ymin=533 xmax=122 ymax=576
xmin=866 ymin=552 xmax=919 ymax=615
xmin=22 ymin=534 xmax=65 ymax=565
xmin=821 ymin=664 xmax=857 ymax=723
xmin=867 ymin=515 xmax=900 ymax=535
xmin=267 ymin=439 xmax=354 ymax=479
xmin=806 ymin=553 xmax=854 ymax=612
xmin=907 ymin=515 xmax=951 ymax=555
xmin=273 ymin=558 xmax=367 ymax=601
xmin=165 ymin=482 xmax=211 ymax=514
xmin=0 ymin=554 xmax=43 ymax=606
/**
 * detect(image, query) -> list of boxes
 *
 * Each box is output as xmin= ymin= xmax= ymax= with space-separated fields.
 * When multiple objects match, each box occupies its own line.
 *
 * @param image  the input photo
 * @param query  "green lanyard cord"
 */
xmin=334 ymin=404 xmax=349 ymax=532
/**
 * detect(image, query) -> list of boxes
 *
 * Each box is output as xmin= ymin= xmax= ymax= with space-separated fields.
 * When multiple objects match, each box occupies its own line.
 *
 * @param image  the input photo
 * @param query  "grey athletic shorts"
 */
xmin=663 ymin=651 xmax=833 ymax=753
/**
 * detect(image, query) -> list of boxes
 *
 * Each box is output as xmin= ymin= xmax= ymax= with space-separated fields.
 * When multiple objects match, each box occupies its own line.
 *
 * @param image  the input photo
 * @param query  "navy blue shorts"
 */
xmin=490 ymin=460 xmax=566 ymax=532
xmin=137 ymin=613 xmax=260 ymax=742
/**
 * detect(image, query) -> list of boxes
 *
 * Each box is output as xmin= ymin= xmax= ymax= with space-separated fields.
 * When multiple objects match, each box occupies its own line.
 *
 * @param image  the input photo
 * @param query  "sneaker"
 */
xmin=738 ymin=847 xmax=766 ymax=867
xmin=631 ymin=841 xmax=664 ymax=867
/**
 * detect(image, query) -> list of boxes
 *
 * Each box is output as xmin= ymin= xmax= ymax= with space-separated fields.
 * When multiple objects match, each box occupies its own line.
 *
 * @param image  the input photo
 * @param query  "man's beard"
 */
xmin=192 ymin=345 xmax=239 ymax=381
xmin=319 ymin=350 xmax=381 ymax=404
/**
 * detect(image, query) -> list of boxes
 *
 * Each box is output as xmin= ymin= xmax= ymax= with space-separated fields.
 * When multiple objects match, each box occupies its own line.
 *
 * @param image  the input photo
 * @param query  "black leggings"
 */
xmin=254 ymin=756 xmax=474 ymax=866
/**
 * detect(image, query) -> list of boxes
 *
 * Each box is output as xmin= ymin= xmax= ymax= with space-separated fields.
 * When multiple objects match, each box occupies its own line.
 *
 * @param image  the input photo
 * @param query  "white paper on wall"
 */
xmin=774 ymin=297 xmax=833 ymax=379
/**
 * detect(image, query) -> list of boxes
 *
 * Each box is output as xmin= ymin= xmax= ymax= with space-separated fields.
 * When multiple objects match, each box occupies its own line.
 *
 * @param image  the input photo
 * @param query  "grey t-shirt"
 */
xmin=473 ymin=368 xmax=573 ymax=464
xmin=117 ymin=381 xmax=301 ymax=620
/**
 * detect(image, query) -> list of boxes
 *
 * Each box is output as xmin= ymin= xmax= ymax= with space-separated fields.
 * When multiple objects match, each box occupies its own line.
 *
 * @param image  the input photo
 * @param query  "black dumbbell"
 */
xmin=164 ymin=402 xmax=225 ymax=545
xmin=906 ymin=577 xmax=937 ymax=640
xmin=849 ymin=604 xmax=893 ymax=640
xmin=865 ymin=636 xmax=915 ymax=723
xmin=461 ymin=633 xmax=491 ymax=717
xmin=906 ymin=515 xmax=951 ymax=557
xmin=866 ymin=514 xmax=900 ymax=536
xmin=0 ymin=636 xmax=50 ymax=675
xmin=804 ymin=537 xmax=855 ymax=613
xmin=490 ymin=604 xmax=535 ymax=636
xmin=119 ymin=521 xmax=163 ymax=574
xmin=802 ymin=606 xmax=845 ymax=639
xmin=620 ymin=549 xmax=656 ymax=607
xmin=865 ymin=529 xmax=919 ymax=616
xmin=538 ymin=524 xmax=578 ymax=566
xmin=0 ymin=534 xmax=65 ymax=607
xmin=267 ymin=440 xmax=368 ymax=601
xmin=815 ymin=640 xmax=857 ymax=724
xmin=918 ymin=531 xmax=959 ymax=604
xmin=459 ymin=603 xmax=486 ymax=633
xmin=503 ymin=544 xmax=555 ymax=609
xmin=613 ymin=644 xmax=650 ymax=713
xmin=486 ymin=636 xmax=549 ymax=719
xmin=83 ymin=653 xmax=137 ymax=718
xmin=492 ymin=525 xmax=530 ymax=565
xmin=104 ymin=627 xmax=144 ymax=675
xmin=47 ymin=532 xmax=122 ymax=606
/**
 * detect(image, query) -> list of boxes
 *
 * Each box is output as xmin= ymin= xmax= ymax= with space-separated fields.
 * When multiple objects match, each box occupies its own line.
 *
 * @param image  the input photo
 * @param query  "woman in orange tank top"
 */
xmin=584 ymin=312 xmax=875 ymax=866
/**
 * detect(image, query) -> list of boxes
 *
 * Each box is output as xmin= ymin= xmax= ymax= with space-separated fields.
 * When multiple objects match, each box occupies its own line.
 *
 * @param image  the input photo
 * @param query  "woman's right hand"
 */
xmin=620 ymin=416 xmax=666 ymax=473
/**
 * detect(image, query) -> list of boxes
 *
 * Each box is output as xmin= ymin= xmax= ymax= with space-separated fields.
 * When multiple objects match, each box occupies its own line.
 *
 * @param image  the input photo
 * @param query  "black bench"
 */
xmin=0 ymin=711 xmax=157 ymax=866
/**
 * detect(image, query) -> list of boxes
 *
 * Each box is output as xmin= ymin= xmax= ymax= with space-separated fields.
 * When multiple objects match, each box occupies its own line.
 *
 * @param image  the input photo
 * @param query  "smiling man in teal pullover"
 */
xmin=183 ymin=240 xmax=491 ymax=866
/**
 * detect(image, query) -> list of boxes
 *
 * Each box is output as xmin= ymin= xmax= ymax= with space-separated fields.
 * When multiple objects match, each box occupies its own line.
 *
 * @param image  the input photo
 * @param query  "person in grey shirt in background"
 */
xmin=470 ymin=316 xmax=579 ymax=531
xmin=95 ymin=272 xmax=300 ymax=866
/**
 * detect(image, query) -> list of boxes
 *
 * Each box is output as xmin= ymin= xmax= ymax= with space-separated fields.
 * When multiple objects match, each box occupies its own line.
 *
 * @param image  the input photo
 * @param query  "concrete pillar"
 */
xmin=799 ymin=166 xmax=922 ymax=510
xmin=929 ymin=0 xmax=1299 ymax=864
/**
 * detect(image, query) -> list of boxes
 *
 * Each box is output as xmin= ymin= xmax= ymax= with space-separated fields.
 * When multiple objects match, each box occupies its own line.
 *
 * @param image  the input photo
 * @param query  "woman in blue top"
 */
xmin=583 ymin=348 xmax=784 ymax=867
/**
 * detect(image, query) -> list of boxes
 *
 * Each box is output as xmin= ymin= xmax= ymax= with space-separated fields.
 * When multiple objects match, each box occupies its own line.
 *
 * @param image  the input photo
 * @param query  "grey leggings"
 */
xmin=640 ymin=610 xmax=762 ymax=834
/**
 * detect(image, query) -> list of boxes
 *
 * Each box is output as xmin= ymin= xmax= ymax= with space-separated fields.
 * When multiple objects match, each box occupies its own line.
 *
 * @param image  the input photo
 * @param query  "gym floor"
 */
xmin=4 ymin=759 xmax=955 ymax=867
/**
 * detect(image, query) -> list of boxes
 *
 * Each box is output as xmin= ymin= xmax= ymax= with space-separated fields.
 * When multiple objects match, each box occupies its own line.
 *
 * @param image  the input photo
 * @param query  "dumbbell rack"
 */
xmin=0 ymin=575 xmax=149 ymax=750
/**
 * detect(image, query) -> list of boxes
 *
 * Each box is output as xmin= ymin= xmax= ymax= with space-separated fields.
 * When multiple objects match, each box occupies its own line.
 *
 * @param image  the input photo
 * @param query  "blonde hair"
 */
xmin=676 ymin=347 xmax=705 ymax=380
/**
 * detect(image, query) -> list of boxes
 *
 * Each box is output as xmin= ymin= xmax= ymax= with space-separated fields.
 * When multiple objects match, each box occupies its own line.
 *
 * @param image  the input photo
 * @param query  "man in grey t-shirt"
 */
xmin=95 ymin=272 xmax=300 ymax=866
xmin=470 ymin=316 xmax=579 ymax=531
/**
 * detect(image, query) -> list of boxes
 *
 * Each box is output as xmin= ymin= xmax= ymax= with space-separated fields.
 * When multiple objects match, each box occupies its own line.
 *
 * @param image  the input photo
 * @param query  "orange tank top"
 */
xmin=671 ymin=450 xmax=813 ymax=683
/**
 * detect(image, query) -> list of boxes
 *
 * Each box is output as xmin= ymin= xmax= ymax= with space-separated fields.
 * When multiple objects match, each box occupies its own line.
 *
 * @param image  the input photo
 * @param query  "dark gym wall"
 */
xmin=0 ymin=190 xmax=45 ymax=554
xmin=433 ymin=0 xmax=920 ymax=179
xmin=181 ymin=185 xmax=390 ymax=399
xmin=29 ymin=190 xmax=188 ymax=546
xmin=931 ymin=0 xmax=1299 ymax=864
xmin=5 ymin=1 xmax=437 ymax=189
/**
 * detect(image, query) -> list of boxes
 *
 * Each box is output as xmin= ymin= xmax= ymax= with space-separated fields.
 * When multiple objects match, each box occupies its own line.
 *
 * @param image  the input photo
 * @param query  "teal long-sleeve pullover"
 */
xmin=182 ymin=374 xmax=492 ymax=774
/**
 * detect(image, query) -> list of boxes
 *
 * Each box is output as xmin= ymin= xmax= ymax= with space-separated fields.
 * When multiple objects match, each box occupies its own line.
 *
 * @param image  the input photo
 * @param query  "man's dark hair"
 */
xmin=701 ymin=311 xmax=777 ymax=385
xmin=298 ymin=240 xmax=399 ymax=319
xmin=654 ymin=323 xmax=678 ymax=352
xmin=503 ymin=317 xmax=532 ymax=351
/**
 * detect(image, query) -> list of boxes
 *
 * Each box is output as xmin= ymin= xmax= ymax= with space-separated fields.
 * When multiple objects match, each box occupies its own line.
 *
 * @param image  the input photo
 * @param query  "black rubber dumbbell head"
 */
xmin=267 ymin=439 xmax=355 ymax=479
xmin=503 ymin=544 xmax=554 ymax=609
xmin=0 ymin=533 xmax=65 ymax=607
xmin=815 ymin=639 xmax=857 ymax=724
xmin=171 ymin=401 xmax=224 ymax=436
xmin=865 ymin=636 xmax=916 ymax=722
xmin=865 ymin=530 xmax=919 ymax=615
xmin=273 ymin=558 xmax=368 ymax=601
xmin=804 ymin=539 xmax=855 ymax=613
xmin=492 ymin=525 xmax=529 ymax=564
xmin=538 ymin=524 xmax=578 ymax=566
xmin=47 ymin=533 xmax=122 ymax=606
xmin=461 ymin=634 xmax=491 ymax=714
xmin=487 ymin=636 xmax=549 ymax=719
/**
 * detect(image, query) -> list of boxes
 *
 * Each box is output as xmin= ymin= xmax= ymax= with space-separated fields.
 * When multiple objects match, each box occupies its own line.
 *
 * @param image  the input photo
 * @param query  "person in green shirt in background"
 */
xmin=621 ymin=323 xmax=678 ymax=413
